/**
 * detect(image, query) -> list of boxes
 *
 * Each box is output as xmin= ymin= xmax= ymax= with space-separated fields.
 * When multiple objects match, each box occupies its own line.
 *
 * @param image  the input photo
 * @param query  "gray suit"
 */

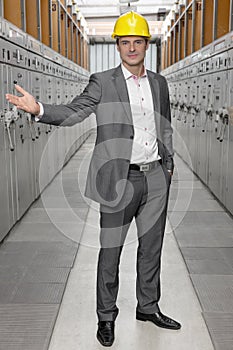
xmin=40 ymin=65 xmax=173 ymax=206
xmin=39 ymin=65 xmax=173 ymax=320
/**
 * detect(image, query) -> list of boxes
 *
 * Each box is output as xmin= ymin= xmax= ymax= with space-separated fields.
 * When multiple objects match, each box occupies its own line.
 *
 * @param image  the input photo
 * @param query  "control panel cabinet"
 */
xmin=10 ymin=65 xmax=35 ymax=219
xmin=0 ymin=38 xmax=28 ymax=68
xmin=196 ymin=74 xmax=213 ymax=184
xmin=226 ymin=67 xmax=233 ymax=213
xmin=0 ymin=64 xmax=11 ymax=240
xmin=163 ymin=31 xmax=233 ymax=215
xmin=0 ymin=17 xmax=92 ymax=243
xmin=208 ymin=70 xmax=228 ymax=200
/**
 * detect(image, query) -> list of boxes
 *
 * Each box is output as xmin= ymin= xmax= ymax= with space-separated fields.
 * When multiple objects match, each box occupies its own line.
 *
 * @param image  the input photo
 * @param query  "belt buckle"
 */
xmin=139 ymin=164 xmax=150 ymax=172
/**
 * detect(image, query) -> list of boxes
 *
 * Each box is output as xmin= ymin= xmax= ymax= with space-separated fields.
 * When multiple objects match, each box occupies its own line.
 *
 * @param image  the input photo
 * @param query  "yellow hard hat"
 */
xmin=111 ymin=11 xmax=151 ymax=39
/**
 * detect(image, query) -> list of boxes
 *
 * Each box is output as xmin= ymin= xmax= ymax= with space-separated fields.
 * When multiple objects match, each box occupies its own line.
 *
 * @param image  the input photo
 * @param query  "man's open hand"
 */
xmin=6 ymin=85 xmax=40 ymax=115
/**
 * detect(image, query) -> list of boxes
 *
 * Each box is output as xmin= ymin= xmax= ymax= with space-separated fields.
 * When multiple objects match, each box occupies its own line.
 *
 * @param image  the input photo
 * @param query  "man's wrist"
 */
xmin=35 ymin=102 xmax=41 ymax=116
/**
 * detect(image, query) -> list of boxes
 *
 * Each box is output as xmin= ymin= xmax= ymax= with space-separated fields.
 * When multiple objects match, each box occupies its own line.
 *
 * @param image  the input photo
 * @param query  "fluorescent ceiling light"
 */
xmin=119 ymin=0 xmax=139 ymax=3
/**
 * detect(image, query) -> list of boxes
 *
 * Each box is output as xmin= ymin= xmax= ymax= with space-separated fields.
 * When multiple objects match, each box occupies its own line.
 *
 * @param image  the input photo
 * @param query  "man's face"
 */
xmin=117 ymin=36 xmax=149 ymax=69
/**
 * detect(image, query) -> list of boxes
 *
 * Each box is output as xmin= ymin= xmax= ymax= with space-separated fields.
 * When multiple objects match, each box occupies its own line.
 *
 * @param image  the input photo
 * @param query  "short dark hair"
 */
xmin=116 ymin=37 xmax=148 ymax=46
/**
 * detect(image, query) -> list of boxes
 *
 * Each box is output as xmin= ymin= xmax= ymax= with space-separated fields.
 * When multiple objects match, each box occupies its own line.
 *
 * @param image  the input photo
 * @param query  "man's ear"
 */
xmin=145 ymin=41 xmax=149 ymax=51
xmin=116 ymin=44 xmax=120 ymax=52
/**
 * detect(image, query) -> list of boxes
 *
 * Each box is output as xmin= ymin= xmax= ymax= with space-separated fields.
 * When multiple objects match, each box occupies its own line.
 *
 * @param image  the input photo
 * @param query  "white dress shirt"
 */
xmin=121 ymin=64 xmax=160 ymax=164
xmin=35 ymin=102 xmax=44 ymax=121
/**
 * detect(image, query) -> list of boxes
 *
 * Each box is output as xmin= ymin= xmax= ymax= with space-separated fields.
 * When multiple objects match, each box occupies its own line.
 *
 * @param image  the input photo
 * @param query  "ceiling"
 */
xmin=76 ymin=0 xmax=175 ymax=19
xmin=75 ymin=0 xmax=175 ymax=37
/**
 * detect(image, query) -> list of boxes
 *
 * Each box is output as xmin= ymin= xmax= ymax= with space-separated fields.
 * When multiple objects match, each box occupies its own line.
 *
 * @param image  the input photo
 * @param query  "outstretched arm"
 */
xmin=5 ymin=73 xmax=101 ymax=127
xmin=6 ymin=85 xmax=40 ymax=115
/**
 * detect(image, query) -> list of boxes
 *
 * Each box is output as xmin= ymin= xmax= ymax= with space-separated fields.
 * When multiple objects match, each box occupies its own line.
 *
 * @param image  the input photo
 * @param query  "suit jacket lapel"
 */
xmin=111 ymin=65 xmax=133 ymax=124
xmin=111 ymin=66 xmax=161 ymax=137
xmin=147 ymin=70 xmax=161 ymax=139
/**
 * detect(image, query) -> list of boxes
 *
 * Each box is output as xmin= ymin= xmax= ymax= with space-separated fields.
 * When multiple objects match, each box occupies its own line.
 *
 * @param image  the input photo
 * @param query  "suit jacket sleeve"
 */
xmin=38 ymin=73 xmax=101 ymax=126
xmin=161 ymin=77 xmax=174 ymax=172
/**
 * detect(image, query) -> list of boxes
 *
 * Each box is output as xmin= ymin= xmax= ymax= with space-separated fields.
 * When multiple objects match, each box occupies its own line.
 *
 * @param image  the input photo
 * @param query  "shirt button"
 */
xmin=145 ymin=142 xmax=148 ymax=146
xmin=142 ymin=98 xmax=144 ymax=101
xmin=144 ymin=113 xmax=146 ymax=116
xmin=145 ymin=128 xmax=147 ymax=131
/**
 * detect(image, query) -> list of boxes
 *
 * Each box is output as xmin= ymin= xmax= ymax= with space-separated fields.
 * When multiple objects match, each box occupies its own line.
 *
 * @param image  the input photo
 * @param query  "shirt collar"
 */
xmin=121 ymin=64 xmax=147 ymax=81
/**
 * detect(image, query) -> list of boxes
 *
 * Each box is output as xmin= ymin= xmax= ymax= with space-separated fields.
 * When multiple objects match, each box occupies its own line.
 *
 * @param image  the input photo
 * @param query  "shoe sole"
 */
xmin=136 ymin=316 xmax=181 ymax=330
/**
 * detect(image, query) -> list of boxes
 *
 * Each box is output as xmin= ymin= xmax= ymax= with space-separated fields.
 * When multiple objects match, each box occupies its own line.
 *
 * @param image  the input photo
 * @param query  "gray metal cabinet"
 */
xmin=10 ymin=66 xmax=34 ymax=218
xmin=0 ymin=17 xmax=92 ymax=242
xmin=226 ymin=68 xmax=233 ymax=213
xmin=0 ymin=113 xmax=10 ymax=241
xmin=163 ymin=31 xmax=233 ymax=215
xmin=208 ymin=70 xmax=228 ymax=199
xmin=197 ymin=74 xmax=213 ymax=184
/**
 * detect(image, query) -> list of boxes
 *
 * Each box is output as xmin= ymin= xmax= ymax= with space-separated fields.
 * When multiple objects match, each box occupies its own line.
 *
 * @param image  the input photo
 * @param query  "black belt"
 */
xmin=129 ymin=160 xmax=161 ymax=172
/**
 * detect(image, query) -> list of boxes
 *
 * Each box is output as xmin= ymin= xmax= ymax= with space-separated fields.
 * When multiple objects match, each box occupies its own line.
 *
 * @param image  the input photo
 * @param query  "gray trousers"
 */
xmin=97 ymin=162 xmax=171 ymax=321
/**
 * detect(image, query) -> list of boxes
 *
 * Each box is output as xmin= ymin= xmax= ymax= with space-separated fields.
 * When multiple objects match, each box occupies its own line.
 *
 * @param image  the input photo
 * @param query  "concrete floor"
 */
xmin=2 ymin=132 xmax=233 ymax=349
xmin=48 ymin=160 xmax=215 ymax=350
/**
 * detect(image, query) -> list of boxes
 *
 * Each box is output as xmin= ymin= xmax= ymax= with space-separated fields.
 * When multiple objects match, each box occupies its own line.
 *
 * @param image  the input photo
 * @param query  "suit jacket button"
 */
xmin=130 ymin=135 xmax=134 ymax=139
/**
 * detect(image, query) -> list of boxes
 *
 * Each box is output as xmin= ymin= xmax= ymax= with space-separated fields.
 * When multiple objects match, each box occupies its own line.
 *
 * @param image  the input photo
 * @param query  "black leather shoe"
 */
xmin=97 ymin=321 xmax=115 ymax=347
xmin=136 ymin=310 xmax=181 ymax=330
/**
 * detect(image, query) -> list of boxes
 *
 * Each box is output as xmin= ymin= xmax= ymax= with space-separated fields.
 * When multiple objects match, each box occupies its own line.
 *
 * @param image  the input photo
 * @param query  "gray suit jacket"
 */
xmin=39 ymin=65 xmax=174 ymax=206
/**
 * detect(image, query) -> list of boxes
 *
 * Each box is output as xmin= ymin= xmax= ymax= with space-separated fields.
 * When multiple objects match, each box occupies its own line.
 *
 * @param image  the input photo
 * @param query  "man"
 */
xmin=6 ymin=11 xmax=181 ymax=347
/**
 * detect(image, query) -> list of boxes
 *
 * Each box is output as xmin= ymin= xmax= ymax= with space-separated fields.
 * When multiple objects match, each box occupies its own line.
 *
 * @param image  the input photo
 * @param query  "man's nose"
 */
xmin=129 ymin=42 xmax=135 ymax=51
